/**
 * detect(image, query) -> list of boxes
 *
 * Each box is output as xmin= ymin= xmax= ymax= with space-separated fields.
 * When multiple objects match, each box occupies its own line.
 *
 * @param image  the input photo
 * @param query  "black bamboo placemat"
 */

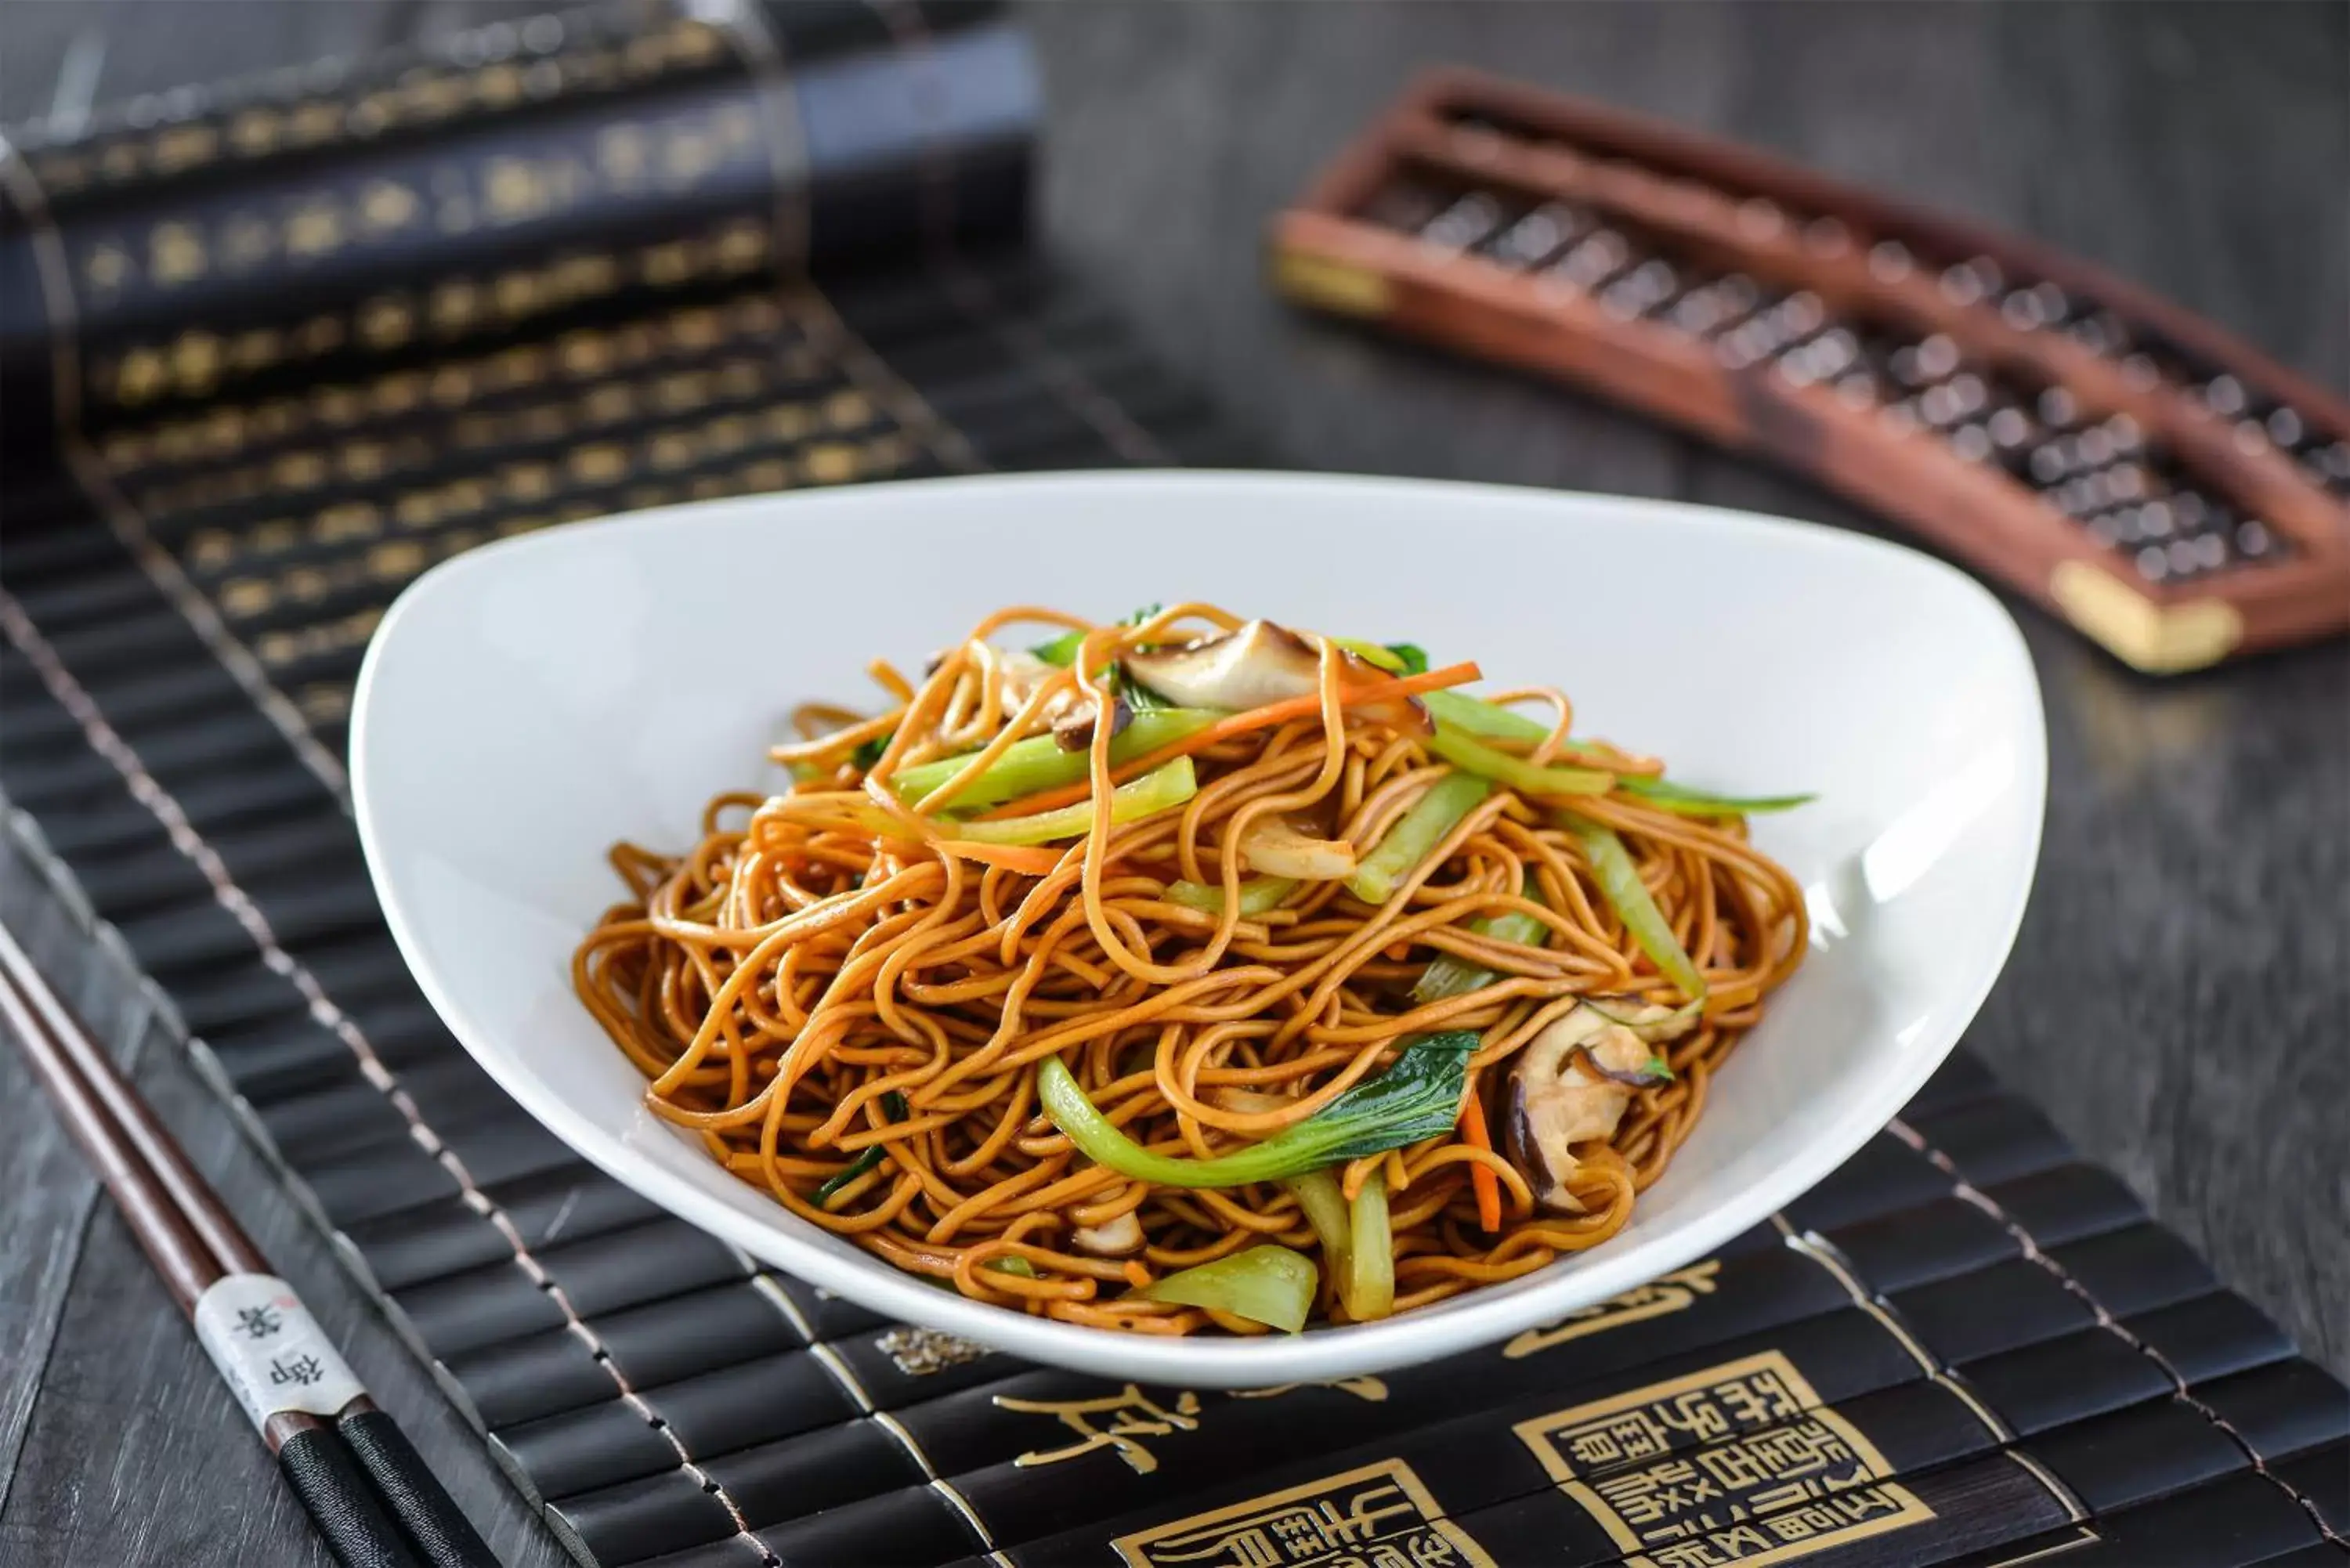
xmin=1 ymin=5 xmax=2343 ymax=1566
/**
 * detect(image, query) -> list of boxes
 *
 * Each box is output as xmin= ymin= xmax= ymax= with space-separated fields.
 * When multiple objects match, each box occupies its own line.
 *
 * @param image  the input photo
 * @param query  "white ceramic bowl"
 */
xmin=352 ymin=470 xmax=2044 ymax=1387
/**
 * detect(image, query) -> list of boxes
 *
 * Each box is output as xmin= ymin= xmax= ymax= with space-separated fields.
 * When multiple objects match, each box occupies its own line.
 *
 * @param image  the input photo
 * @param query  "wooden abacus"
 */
xmin=1272 ymin=69 xmax=2350 ymax=673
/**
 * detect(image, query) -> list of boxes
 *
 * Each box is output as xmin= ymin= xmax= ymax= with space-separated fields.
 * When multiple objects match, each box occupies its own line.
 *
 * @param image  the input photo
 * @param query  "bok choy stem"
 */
xmin=1137 ymin=1245 xmax=1317 ymax=1332
xmin=1343 ymin=1172 xmax=1394 ymax=1321
xmin=1283 ymin=1169 xmax=1352 ymax=1277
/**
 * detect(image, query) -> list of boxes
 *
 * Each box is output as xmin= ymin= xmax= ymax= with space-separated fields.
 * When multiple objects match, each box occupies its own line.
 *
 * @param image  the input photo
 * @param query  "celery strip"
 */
xmin=1427 ymin=726 xmax=1612 ymax=798
xmin=1573 ymin=821 xmax=1707 ymax=1002
xmin=888 ymin=708 xmax=1216 ymax=812
xmin=1412 ymin=902 xmax=1552 ymax=1005
xmin=949 ymin=758 xmax=1197 ymax=847
xmin=1347 ymin=772 xmax=1490 ymax=904
xmin=1616 ymin=777 xmax=1814 ymax=816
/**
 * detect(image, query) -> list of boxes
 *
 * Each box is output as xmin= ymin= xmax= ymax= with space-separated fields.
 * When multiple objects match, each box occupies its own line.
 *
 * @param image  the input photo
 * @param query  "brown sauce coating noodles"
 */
xmin=574 ymin=604 xmax=1807 ymax=1334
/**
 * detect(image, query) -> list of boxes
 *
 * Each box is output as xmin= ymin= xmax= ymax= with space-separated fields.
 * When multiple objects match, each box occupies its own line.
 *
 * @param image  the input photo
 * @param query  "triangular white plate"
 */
xmin=352 ymin=470 xmax=2044 ymax=1387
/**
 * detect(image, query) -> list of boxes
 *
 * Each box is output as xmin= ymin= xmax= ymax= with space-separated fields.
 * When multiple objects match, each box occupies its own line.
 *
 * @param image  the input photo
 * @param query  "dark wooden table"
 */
xmin=2 ymin=3 xmax=2343 ymax=1564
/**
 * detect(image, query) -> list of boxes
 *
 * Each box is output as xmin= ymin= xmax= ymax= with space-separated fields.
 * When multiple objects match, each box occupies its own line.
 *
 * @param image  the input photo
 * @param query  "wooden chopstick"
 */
xmin=0 ymin=919 xmax=500 ymax=1568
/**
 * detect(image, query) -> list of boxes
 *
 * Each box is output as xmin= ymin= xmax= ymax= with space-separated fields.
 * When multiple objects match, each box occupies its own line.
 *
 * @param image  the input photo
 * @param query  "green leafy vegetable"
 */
xmin=1035 ymin=1031 xmax=1479 ymax=1188
xmin=888 ymin=709 xmax=1217 ymax=812
xmin=1164 ymin=876 xmax=1300 ymax=916
xmin=1029 ymin=630 xmax=1086 ymax=667
xmin=984 ymin=1255 xmax=1040 ymax=1277
xmin=1427 ymin=726 xmax=1612 ymax=798
xmin=1329 ymin=638 xmax=1432 ymax=678
xmin=1615 ymin=777 xmax=1815 ymax=817
xmin=949 ymin=757 xmax=1197 ymax=847
xmin=850 ymin=734 xmax=893 ymax=771
xmin=1385 ymin=642 xmax=1430 ymax=676
xmin=1573 ymin=822 xmax=1707 ymax=1002
xmin=812 ymin=1091 xmax=909 ymax=1207
xmin=1343 ymin=1172 xmax=1394 ymax=1321
xmin=1137 ymin=1245 xmax=1318 ymax=1332
xmin=1347 ymin=772 xmax=1490 ymax=904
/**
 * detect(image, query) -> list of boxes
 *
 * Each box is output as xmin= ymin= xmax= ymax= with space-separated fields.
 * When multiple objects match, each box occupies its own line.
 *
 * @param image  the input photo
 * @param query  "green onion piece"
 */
xmin=1385 ymin=642 xmax=1430 ymax=676
xmin=1412 ymin=903 xmax=1553 ymax=1005
xmin=1035 ymin=1031 xmax=1478 ymax=1189
xmin=1343 ymin=1172 xmax=1395 ymax=1321
xmin=1137 ymin=1245 xmax=1318 ymax=1333
xmin=1282 ymin=1169 xmax=1352 ymax=1276
xmin=1347 ymin=772 xmax=1491 ymax=904
xmin=948 ymin=757 xmax=1198 ymax=847
xmin=1164 ymin=876 xmax=1299 ymax=916
xmin=850 ymin=733 xmax=892 ymax=771
xmin=887 ymin=709 xmax=1217 ymax=812
xmin=1428 ymin=726 xmax=1612 ymax=798
xmin=812 ymin=1148 xmax=883 ymax=1207
xmin=811 ymin=1089 xmax=911 ymax=1208
xmin=1616 ymin=777 xmax=1815 ymax=817
xmin=1573 ymin=821 xmax=1707 ymax=1002
xmin=985 ymin=1255 xmax=1040 ymax=1277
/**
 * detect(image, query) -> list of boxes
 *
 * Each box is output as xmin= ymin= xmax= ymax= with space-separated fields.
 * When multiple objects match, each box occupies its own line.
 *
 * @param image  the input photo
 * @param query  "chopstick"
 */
xmin=0 ymin=919 xmax=501 ymax=1568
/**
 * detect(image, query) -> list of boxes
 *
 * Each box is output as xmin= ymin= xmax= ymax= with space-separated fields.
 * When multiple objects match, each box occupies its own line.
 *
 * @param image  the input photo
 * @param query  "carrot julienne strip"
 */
xmin=1459 ymin=1082 xmax=1502 ymax=1232
xmin=932 ymin=840 xmax=1065 ymax=875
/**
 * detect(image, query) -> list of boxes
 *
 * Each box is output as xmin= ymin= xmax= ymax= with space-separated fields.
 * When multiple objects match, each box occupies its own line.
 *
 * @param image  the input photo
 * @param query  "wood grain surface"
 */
xmin=0 ymin=3 xmax=2342 ymax=1565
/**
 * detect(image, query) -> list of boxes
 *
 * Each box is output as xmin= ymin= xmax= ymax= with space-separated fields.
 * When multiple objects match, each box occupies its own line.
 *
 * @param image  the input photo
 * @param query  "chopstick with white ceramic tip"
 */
xmin=0 ymin=918 xmax=500 ymax=1568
